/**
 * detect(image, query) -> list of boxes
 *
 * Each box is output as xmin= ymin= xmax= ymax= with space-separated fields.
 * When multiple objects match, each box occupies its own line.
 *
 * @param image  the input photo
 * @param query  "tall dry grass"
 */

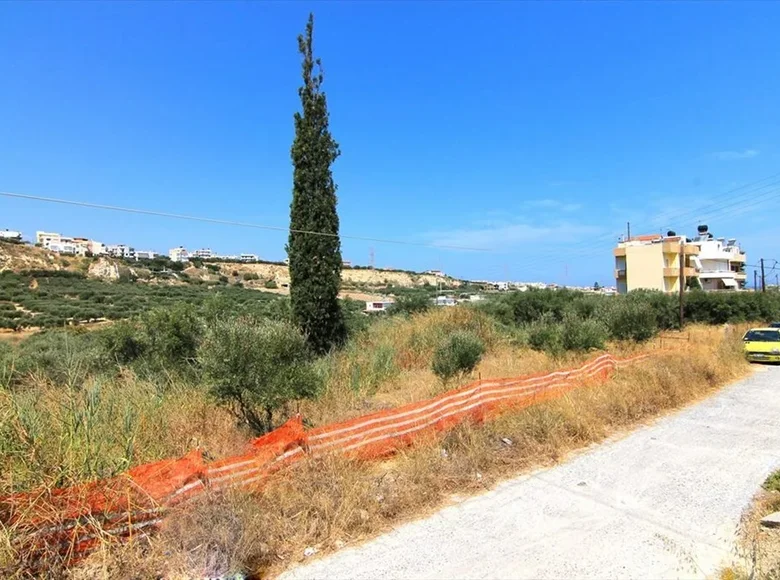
xmin=73 ymin=324 xmax=751 ymax=579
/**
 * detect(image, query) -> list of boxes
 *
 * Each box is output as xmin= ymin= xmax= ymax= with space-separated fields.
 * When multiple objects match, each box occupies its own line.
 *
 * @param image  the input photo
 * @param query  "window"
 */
xmin=744 ymin=330 xmax=780 ymax=342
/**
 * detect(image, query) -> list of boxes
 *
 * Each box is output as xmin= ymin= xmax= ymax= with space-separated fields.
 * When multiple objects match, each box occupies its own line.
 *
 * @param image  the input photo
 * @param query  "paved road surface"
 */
xmin=281 ymin=367 xmax=780 ymax=580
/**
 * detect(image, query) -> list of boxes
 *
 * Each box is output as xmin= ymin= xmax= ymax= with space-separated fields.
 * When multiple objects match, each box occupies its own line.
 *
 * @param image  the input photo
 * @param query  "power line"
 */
xmin=0 ymin=190 xmax=490 ymax=253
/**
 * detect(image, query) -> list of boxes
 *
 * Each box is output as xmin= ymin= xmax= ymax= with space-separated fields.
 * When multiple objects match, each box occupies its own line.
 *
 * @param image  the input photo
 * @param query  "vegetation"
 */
xmin=287 ymin=13 xmax=346 ymax=354
xmin=432 ymin=331 xmax=485 ymax=381
xmin=64 ymin=324 xmax=748 ymax=578
xmin=200 ymin=317 xmax=321 ymax=433
xmin=0 ymin=271 xmax=278 ymax=329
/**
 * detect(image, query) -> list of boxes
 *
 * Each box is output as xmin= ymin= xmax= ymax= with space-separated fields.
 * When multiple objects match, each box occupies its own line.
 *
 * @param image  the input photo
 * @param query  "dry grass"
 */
xmin=720 ymin=472 xmax=780 ymax=580
xmin=73 ymin=323 xmax=751 ymax=578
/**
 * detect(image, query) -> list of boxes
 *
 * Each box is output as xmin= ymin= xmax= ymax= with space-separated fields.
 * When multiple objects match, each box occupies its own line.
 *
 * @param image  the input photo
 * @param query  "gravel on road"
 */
xmin=281 ymin=366 xmax=780 ymax=580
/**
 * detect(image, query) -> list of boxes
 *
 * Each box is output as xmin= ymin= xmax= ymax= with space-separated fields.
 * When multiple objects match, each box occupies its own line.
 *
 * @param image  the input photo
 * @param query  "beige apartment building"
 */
xmin=614 ymin=234 xmax=699 ymax=294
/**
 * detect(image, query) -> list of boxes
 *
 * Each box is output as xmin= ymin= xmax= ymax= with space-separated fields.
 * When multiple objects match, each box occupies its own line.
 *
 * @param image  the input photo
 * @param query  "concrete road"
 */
xmin=281 ymin=367 xmax=780 ymax=580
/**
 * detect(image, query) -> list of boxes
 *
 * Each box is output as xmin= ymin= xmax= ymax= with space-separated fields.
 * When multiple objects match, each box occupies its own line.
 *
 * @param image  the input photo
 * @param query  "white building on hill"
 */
xmin=169 ymin=246 xmax=189 ymax=262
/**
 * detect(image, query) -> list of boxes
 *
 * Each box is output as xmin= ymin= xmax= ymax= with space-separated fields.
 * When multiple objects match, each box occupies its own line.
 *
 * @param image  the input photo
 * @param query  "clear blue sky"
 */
xmin=2 ymin=1 xmax=779 ymax=286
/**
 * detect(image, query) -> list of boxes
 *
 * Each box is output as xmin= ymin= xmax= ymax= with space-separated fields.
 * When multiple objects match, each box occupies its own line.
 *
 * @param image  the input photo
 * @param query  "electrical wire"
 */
xmin=0 ymin=190 xmax=490 ymax=253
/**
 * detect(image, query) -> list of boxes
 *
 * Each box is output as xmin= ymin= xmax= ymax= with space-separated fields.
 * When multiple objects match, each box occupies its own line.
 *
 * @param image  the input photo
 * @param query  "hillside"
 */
xmin=0 ymin=242 xmax=462 ymax=290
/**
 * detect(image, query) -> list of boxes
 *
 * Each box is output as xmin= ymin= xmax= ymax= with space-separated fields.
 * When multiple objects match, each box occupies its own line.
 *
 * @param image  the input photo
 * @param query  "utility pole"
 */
xmin=626 ymin=221 xmax=631 ymax=241
xmin=755 ymin=270 xmax=759 ymax=292
xmin=678 ymin=238 xmax=685 ymax=329
xmin=761 ymin=258 xmax=766 ymax=292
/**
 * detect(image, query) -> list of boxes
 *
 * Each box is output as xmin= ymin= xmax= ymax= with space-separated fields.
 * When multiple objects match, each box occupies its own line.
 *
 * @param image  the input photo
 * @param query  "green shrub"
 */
xmin=432 ymin=331 xmax=485 ymax=381
xmin=527 ymin=315 xmax=564 ymax=356
xmin=242 ymin=272 xmax=260 ymax=281
xmin=608 ymin=300 xmax=657 ymax=342
xmin=199 ymin=317 xmax=321 ymax=433
xmin=561 ymin=313 xmax=607 ymax=351
xmin=264 ymin=279 xmax=278 ymax=289
xmin=392 ymin=293 xmax=431 ymax=316
xmin=141 ymin=304 xmax=202 ymax=371
xmin=99 ymin=321 xmax=146 ymax=365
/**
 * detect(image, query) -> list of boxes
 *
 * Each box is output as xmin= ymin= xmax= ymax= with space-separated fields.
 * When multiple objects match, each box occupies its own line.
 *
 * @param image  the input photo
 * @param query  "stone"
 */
xmin=760 ymin=511 xmax=780 ymax=529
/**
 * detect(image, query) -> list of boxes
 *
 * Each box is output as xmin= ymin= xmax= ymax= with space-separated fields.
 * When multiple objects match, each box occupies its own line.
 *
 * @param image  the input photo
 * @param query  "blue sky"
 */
xmin=1 ymin=1 xmax=779 ymax=286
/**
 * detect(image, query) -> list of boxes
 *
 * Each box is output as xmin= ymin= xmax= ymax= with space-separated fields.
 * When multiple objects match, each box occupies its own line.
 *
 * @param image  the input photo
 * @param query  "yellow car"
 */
xmin=743 ymin=328 xmax=780 ymax=363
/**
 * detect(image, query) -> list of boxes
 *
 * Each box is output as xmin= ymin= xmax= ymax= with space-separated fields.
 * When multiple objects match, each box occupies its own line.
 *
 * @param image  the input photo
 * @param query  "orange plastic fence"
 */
xmin=0 ymin=352 xmax=647 ymax=570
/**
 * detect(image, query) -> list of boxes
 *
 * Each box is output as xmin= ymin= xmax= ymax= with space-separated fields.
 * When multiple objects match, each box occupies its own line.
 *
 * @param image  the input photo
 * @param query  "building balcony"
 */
xmin=729 ymin=253 xmax=747 ymax=263
xmin=615 ymin=268 xmax=626 ymax=278
xmin=613 ymin=247 xmax=626 ymax=257
xmin=661 ymin=242 xmax=700 ymax=255
xmin=663 ymin=267 xmax=697 ymax=278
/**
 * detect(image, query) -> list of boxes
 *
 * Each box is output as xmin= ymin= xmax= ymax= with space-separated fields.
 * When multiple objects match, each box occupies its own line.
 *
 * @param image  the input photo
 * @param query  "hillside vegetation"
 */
xmin=1 ymin=284 xmax=777 ymax=576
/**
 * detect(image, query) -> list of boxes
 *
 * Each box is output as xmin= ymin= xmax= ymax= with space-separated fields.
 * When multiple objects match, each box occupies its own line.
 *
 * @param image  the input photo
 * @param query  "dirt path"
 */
xmin=282 ymin=367 xmax=780 ymax=579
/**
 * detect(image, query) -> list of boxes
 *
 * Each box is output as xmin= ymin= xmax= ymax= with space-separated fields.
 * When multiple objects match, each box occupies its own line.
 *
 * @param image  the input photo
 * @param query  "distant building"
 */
xmin=36 ymin=231 xmax=61 ymax=249
xmin=0 ymin=229 xmax=22 ymax=242
xmin=343 ymin=260 xmax=353 ymax=268
xmin=169 ymin=246 xmax=189 ymax=263
xmin=433 ymin=295 xmax=457 ymax=307
xmin=134 ymin=250 xmax=158 ymax=260
xmin=687 ymin=225 xmax=746 ymax=291
xmin=426 ymin=269 xmax=446 ymax=277
xmin=88 ymin=240 xmax=106 ymax=255
xmin=239 ymin=253 xmax=258 ymax=262
xmin=191 ymin=248 xmax=213 ymax=259
xmin=494 ymin=281 xmax=509 ymax=291
xmin=614 ymin=233 xmax=699 ymax=294
xmin=365 ymin=299 xmax=394 ymax=313
xmin=49 ymin=240 xmax=86 ymax=256
xmin=106 ymin=244 xmax=136 ymax=260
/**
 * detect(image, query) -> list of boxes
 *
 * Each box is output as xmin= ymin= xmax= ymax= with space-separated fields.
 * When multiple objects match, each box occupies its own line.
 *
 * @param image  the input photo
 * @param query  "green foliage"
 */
xmin=764 ymin=470 xmax=780 ymax=493
xmin=431 ymin=331 xmax=485 ymax=382
xmin=199 ymin=317 xmax=321 ymax=433
xmin=561 ymin=313 xmax=607 ymax=351
xmin=0 ymin=270 xmax=281 ymax=329
xmin=8 ymin=329 xmax=103 ymax=386
xmin=264 ymin=279 xmax=278 ymax=289
xmin=141 ymin=305 xmax=202 ymax=372
xmin=287 ymin=13 xmax=346 ymax=354
xmin=100 ymin=320 xmax=145 ymax=365
xmin=392 ymin=293 xmax=431 ymax=316
xmin=607 ymin=299 xmax=659 ymax=342
xmin=242 ymin=272 xmax=260 ymax=281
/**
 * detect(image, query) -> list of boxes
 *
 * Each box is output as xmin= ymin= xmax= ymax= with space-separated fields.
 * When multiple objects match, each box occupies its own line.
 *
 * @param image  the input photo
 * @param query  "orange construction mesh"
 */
xmin=0 ymin=353 xmax=647 ymax=571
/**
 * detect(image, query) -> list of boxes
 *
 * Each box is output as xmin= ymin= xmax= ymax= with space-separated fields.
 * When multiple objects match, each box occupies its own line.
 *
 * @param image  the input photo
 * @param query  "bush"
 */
xmin=608 ymin=300 xmax=657 ymax=342
xmin=242 ymin=272 xmax=260 ymax=281
xmin=561 ymin=313 xmax=607 ymax=351
xmin=99 ymin=320 xmax=146 ymax=365
xmin=200 ymin=318 xmax=321 ymax=433
xmin=432 ymin=331 xmax=485 ymax=381
xmin=141 ymin=304 xmax=202 ymax=371
xmin=392 ymin=293 xmax=430 ymax=316
xmin=527 ymin=315 xmax=564 ymax=356
xmin=264 ymin=279 xmax=278 ymax=289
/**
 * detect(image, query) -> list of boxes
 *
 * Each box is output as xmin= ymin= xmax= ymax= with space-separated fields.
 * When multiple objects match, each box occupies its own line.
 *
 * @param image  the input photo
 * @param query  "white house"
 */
xmin=240 ymin=253 xmax=258 ymax=262
xmin=191 ymin=248 xmax=213 ymax=259
xmin=426 ymin=269 xmax=446 ymax=277
xmin=688 ymin=225 xmax=746 ymax=291
xmin=36 ymin=231 xmax=61 ymax=249
xmin=107 ymin=244 xmax=136 ymax=260
xmin=135 ymin=250 xmax=158 ymax=260
xmin=0 ymin=229 xmax=22 ymax=242
xmin=169 ymin=246 xmax=189 ymax=263
xmin=365 ymin=299 xmax=395 ymax=313
xmin=433 ymin=295 xmax=457 ymax=307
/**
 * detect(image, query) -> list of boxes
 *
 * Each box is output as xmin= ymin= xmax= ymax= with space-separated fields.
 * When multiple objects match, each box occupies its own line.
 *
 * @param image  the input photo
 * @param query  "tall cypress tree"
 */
xmin=288 ymin=13 xmax=346 ymax=354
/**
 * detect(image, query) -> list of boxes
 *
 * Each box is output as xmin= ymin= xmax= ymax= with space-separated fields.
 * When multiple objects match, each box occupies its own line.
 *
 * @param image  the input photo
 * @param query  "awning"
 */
xmin=723 ymin=278 xmax=738 ymax=288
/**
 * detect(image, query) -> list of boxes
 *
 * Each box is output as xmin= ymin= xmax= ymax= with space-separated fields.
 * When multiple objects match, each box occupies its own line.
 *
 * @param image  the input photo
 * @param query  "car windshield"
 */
xmin=770 ymin=322 xmax=780 ymax=328
xmin=744 ymin=330 xmax=780 ymax=342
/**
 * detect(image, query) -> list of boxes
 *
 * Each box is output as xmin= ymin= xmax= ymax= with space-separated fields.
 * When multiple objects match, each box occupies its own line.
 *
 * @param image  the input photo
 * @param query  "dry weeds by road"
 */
xmin=282 ymin=366 xmax=780 ymax=580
